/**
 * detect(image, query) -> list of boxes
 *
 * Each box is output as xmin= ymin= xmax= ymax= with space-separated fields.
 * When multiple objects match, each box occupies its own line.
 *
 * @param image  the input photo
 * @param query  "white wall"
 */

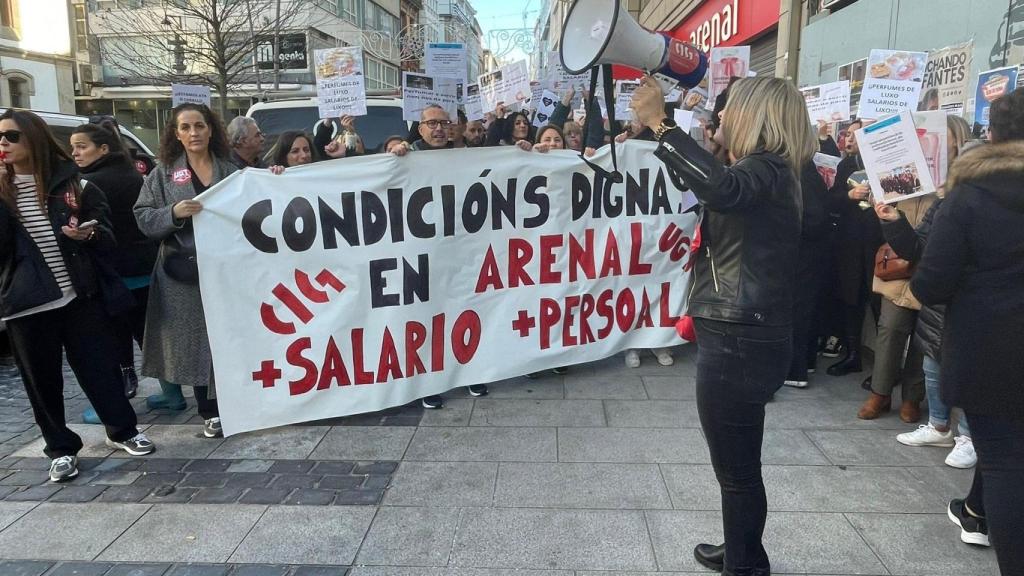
xmin=1 ymin=56 xmax=63 ymax=112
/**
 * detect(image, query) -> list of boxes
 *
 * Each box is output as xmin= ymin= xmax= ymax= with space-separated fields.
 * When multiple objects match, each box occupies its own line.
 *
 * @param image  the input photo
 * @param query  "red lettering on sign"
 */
xmin=538 ymin=234 xmax=563 ymax=284
xmin=318 ymin=336 xmax=351 ymax=389
xmin=628 ymin=222 xmax=653 ymax=276
xmin=287 ymin=337 xmax=316 ymax=395
xmin=376 ymin=327 xmax=403 ymax=382
xmin=405 ymin=321 xmax=428 ymax=376
xmin=600 ymin=229 xmax=622 ymax=278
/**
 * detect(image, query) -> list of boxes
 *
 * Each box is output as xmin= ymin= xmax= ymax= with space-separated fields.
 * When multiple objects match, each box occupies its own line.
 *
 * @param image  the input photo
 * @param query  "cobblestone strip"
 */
xmin=0 ymin=560 xmax=350 ymax=575
xmin=0 ymin=457 xmax=396 ymax=506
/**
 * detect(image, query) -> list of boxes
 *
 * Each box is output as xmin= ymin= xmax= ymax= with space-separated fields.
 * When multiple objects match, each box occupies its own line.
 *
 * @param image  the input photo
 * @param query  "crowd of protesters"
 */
xmin=0 ymin=78 xmax=1021 ymax=573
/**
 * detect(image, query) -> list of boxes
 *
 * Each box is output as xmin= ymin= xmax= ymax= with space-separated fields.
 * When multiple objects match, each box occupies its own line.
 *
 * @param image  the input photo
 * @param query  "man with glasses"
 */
xmin=226 ymin=116 xmax=266 ymax=169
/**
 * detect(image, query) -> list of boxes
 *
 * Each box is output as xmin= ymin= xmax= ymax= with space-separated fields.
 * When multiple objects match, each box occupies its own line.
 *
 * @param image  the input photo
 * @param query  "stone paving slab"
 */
xmin=349 ymin=569 xmax=573 ymax=576
xmin=807 ymin=429 xmax=950 ymax=466
xmin=846 ymin=512 xmax=1000 ymax=576
xmin=556 ymin=427 xmax=709 ymax=463
xmin=403 ymin=427 xmax=557 ymax=462
xmin=308 ymin=427 xmax=415 ymax=461
xmin=766 ymin=400 xmax=917 ymax=431
xmin=493 ymin=462 xmax=672 ymax=509
xmin=12 ymin=424 xmax=152 ymax=459
xmin=640 ymin=375 xmax=698 ymax=400
xmin=477 ymin=378 xmax=565 ymax=399
xmin=211 ymin=427 xmax=328 ymax=460
xmin=468 ymin=399 xmax=606 ymax=427
xmin=130 ymin=425 xmax=224 ymax=459
xmin=356 ymin=506 xmax=461 ymax=567
xmin=563 ymin=375 xmax=648 ymax=400
xmin=384 ymin=461 xmax=497 ymax=507
xmin=0 ymin=501 xmax=36 ymax=531
xmin=760 ymin=429 xmax=832 ymax=465
xmin=450 ymin=508 xmax=657 ymax=571
xmin=418 ymin=399 xmax=474 ymax=427
xmin=0 ymin=503 xmax=150 ymax=560
xmin=229 ymin=506 xmax=375 ymax=565
xmin=98 ymin=504 xmax=267 ymax=563
xmin=603 ymin=400 xmax=702 ymax=428
xmin=905 ymin=465 xmax=974 ymax=505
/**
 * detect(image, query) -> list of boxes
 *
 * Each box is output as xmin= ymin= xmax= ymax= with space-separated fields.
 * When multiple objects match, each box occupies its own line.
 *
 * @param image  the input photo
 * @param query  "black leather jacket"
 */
xmin=654 ymin=128 xmax=801 ymax=326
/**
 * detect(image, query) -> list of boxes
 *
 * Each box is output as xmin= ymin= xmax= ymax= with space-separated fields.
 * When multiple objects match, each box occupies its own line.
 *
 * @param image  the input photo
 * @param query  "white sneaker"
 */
xmin=652 ymin=348 xmax=674 ymax=366
xmin=783 ymin=380 xmax=808 ymax=388
xmin=624 ymin=350 xmax=640 ymax=368
xmin=945 ymin=436 xmax=977 ymax=469
xmin=896 ymin=423 xmax=955 ymax=447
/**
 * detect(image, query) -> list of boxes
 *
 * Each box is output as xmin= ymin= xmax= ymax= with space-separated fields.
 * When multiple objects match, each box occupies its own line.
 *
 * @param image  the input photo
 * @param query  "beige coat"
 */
xmin=872 ymin=194 xmax=935 ymax=310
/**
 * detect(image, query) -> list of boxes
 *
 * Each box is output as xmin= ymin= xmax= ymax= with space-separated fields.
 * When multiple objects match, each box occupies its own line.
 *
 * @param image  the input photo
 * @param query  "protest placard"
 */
xmin=425 ymin=43 xmax=467 ymax=84
xmin=801 ymin=80 xmax=852 ymax=124
xmin=859 ymin=50 xmax=928 ymax=119
xmin=193 ymin=143 xmax=699 ymax=435
xmin=464 ymin=83 xmax=484 ymax=121
xmin=673 ymin=109 xmax=696 ymax=131
xmin=478 ymin=60 xmax=532 ymax=113
xmin=402 ymin=72 xmax=458 ymax=122
xmin=912 ymin=110 xmax=949 ymax=186
xmin=812 ymin=152 xmax=842 ymax=189
xmin=708 ymin=46 xmax=750 ymax=102
xmin=974 ymin=66 xmax=1019 ymax=127
xmin=838 ymin=58 xmax=867 ymax=116
xmin=856 ymin=111 xmax=936 ymax=205
xmin=547 ymin=51 xmax=590 ymax=92
xmin=171 ymin=84 xmax=211 ymax=107
xmin=314 ymin=47 xmax=366 ymax=118
xmin=533 ymin=89 xmax=559 ymax=128
xmin=918 ymin=42 xmax=972 ymax=116
xmin=615 ymin=80 xmax=640 ymax=121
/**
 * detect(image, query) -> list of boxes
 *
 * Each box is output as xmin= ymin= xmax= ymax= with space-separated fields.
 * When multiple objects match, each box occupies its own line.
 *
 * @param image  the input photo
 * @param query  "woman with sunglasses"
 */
xmin=134 ymin=103 xmax=237 ymax=438
xmin=70 ymin=123 xmax=158 ymax=410
xmin=0 ymin=109 xmax=155 ymax=482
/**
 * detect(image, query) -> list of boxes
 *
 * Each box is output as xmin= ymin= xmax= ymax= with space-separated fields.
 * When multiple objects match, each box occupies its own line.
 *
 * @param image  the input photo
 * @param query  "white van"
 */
xmin=246 ymin=96 xmax=410 ymax=154
xmin=0 ymin=109 xmax=155 ymax=158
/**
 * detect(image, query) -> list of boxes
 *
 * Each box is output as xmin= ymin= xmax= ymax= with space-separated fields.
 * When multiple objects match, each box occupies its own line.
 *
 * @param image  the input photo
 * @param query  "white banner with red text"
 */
xmin=193 ymin=142 xmax=699 ymax=436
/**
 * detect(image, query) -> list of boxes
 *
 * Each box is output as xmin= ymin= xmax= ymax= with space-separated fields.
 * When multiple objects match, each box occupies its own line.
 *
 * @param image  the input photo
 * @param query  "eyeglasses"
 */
xmin=422 ymin=120 xmax=452 ymax=129
xmin=0 ymin=130 xmax=22 ymax=143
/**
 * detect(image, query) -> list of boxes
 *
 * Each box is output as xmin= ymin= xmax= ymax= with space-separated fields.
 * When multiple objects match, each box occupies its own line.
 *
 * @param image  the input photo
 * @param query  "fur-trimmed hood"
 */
xmin=947 ymin=141 xmax=1024 ymax=212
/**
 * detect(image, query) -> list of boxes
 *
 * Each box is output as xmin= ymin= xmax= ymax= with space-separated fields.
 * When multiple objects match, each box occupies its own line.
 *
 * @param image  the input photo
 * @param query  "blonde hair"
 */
xmin=947 ymin=114 xmax=971 ymax=161
xmin=721 ymin=77 xmax=816 ymax=172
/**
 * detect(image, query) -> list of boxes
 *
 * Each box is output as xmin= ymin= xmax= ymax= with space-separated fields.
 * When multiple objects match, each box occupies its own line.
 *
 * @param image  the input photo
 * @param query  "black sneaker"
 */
xmin=467 ymin=384 xmax=488 ymax=397
xmin=822 ymin=336 xmax=843 ymax=358
xmin=106 ymin=432 xmax=156 ymax=456
xmin=49 ymin=455 xmax=79 ymax=482
xmin=122 ymin=366 xmax=139 ymax=399
xmin=203 ymin=417 xmax=224 ymax=438
xmin=947 ymin=499 xmax=990 ymax=546
xmin=421 ymin=395 xmax=444 ymax=409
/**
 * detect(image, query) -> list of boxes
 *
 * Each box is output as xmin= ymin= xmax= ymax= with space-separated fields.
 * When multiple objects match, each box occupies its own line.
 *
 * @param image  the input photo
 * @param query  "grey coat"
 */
xmin=133 ymin=154 xmax=238 ymax=388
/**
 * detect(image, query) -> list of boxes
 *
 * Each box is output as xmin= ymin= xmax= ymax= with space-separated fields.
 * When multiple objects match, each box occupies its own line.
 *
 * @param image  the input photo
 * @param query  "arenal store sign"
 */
xmin=671 ymin=0 xmax=780 ymax=53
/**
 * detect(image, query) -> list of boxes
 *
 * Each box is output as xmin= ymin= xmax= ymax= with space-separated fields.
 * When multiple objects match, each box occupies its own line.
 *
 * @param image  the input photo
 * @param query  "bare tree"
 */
xmin=90 ymin=0 xmax=318 ymax=119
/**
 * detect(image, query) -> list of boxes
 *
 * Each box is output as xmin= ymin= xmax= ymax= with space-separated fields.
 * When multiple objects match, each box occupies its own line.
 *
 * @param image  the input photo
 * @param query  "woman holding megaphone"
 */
xmin=632 ymin=75 xmax=815 ymax=576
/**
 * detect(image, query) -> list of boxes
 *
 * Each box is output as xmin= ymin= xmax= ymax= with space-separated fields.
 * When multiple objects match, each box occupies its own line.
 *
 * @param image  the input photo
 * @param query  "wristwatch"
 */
xmin=653 ymin=117 xmax=679 ymax=140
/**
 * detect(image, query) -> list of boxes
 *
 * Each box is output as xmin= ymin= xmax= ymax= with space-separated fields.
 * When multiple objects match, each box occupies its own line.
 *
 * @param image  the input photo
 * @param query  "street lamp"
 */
xmin=162 ymin=13 xmax=187 ymax=75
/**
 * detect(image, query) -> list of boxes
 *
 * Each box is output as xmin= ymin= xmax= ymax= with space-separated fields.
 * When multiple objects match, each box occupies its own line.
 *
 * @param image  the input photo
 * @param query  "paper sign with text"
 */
xmin=478 ymin=60 xmax=532 ymax=113
xmin=919 ymin=42 xmax=973 ymax=116
xmin=859 ymin=50 xmax=927 ymax=119
xmin=402 ymin=72 xmax=458 ymax=121
xmin=856 ymin=111 xmax=936 ymax=205
xmin=801 ymin=80 xmax=851 ymax=124
xmin=708 ymin=46 xmax=750 ymax=103
xmin=425 ymin=43 xmax=468 ymax=84
xmin=314 ymin=47 xmax=366 ymax=118
xmin=171 ymin=84 xmax=211 ymax=107
xmin=193 ymin=143 xmax=698 ymax=435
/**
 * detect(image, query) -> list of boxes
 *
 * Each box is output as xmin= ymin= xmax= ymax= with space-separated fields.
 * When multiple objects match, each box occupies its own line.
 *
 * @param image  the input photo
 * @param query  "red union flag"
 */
xmin=193 ymin=144 xmax=698 ymax=436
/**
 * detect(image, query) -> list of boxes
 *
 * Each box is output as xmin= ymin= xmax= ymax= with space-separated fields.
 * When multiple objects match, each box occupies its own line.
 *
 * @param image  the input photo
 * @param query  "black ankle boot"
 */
xmin=122 ymin=366 xmax=139 ymax=399
xmin=694 ymin=543 xmax=725 ymax=572
xmin=826 ymin=349 xmax=862 ymax=376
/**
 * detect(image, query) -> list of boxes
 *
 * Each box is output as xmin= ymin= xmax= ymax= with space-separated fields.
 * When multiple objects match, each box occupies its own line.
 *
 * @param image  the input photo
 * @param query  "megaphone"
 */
xmin=560 ymin=0 xmax=707 ymax=89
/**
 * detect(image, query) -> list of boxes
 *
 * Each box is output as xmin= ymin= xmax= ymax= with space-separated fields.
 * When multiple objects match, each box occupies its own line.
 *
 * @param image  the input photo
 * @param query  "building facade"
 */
xmin=437 ymin=0 xmax=482 ymax=81
xmin=0 ymin=0 xmax=77 ymax=113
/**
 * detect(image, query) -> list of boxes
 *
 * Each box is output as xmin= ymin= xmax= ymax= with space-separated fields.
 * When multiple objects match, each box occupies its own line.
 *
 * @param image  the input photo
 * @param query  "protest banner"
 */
xmin=402 ymin=72 xmax=458 ymax=122
xmin=314 ymin=47 xmax=366 ymax=118
xmin=171 ymin=84 xmax=211 ymax=107
xmin=974 ymin=66 xmax=1019 ymax=127
xmin=918 ymin=41 xmax=972 ymax=116
xmin=801 ymin=80 xmax=852 ymax=124
xmin=532 ymin=89 xmax=559 ymax=128
xmin=812 ymin=152 xmax=842 ymax=189
xmin=425 ymin=43 xmax=468 ymax=83
xmin=856 ymin=111 xmax=936 ymax=205
xmin=478 ymin=60 xmax=532 ymax=113
xmin=193 ymin=143 xmax=699 ymax=435
xmin=464 ymin=83 xmax=484 ymax=121
xmin=708 ymin=46 xmax=750 ymax=102
xmin=859 ymin=50 xmax=928 ymax=119
xmin=912 ymin=110 xmax=949 ymax=186
xmin=838 ymin=58 xmax=867 ymax=116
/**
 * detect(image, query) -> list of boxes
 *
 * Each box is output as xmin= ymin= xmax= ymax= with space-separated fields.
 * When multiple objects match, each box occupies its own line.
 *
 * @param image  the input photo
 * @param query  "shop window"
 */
xmin=8 ymin=75 xmax=30 ymax=109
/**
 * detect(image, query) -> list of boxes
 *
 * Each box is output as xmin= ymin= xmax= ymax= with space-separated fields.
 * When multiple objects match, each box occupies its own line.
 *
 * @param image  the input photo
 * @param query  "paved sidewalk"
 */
xmin=0 ymin=345 xmax=998 ymax=576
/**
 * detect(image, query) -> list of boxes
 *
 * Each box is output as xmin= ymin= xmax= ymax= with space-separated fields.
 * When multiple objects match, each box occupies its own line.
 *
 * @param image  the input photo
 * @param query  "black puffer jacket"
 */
xmin=882 ymin=198 xmax=944 ymax=359
xmin=0 ymin=160 xmax=119 ymax=317
xmin=655 ymin=127 xmax=801 ymax=326
xmin=80 ymin=152 xmax=157 ymax=279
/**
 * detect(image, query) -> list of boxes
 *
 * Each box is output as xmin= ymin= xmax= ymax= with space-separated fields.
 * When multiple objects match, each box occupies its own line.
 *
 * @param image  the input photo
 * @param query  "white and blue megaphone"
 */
xmin=559 ymin=0 xmax=708 ymax=89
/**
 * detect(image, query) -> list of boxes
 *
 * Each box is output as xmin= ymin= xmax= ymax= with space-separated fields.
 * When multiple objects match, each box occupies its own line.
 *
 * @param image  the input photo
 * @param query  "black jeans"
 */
xmin=6 ymin=297 xmax=140 ymax=458
xmin=789 ymin=248 xmax=826 ymax=381
xmin=695 ymin=317 xmax=791 ymax=576
xmin=963 ymin=411 xmax=1024 ymax=574
xmin=114 ymin=286 xmax=148 ymax=368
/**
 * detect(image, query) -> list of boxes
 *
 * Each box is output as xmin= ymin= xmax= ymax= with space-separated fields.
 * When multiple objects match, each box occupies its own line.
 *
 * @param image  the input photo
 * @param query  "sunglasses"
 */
xmin=0 ymin=130 xmax=22 ymax=143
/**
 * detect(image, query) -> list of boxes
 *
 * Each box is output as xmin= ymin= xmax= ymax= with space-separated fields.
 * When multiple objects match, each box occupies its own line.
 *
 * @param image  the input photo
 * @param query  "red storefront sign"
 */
xmin=672 ymin=0 xmax=780 ymax=53
xmin=612 ymin=0 xmax=779 ymax=80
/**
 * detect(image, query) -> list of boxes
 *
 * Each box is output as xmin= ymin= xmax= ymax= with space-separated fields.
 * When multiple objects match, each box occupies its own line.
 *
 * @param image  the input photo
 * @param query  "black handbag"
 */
xmin=162 ymin=222 xmax=199 ymax=284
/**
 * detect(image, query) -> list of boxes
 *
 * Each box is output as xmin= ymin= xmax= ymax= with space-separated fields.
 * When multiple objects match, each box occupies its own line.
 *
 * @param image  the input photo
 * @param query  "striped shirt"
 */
xmin=1 ymin=174 xmax=77 ymax=320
